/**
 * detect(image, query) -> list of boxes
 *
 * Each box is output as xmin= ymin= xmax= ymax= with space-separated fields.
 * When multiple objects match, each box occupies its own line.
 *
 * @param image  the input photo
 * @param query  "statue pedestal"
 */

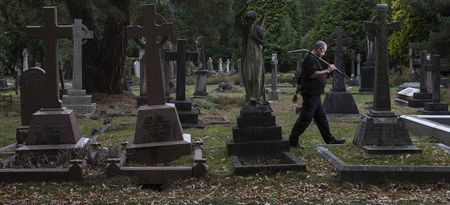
xmin=171 ymin=100 xmax=204 ymax=129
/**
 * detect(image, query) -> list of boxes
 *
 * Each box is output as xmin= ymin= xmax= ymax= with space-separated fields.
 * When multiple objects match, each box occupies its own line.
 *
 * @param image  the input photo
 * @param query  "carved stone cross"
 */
xmin=26 ymin=6 xmax=73 ymax=108
xmin=165 ymin=39 xmax=198 ymax=101
xmin=72 ymin=19 xmax=93 ymax=91
xmin=327 ymin=27 xmax=352 ymax=92
xmin=363 ymin=4 xmax=401 ymax=116
xmin=127 ymin=4 xmax=174 ymax=106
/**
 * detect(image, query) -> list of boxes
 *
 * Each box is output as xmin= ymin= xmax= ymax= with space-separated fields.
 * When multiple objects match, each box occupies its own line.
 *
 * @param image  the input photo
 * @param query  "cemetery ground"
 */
xmin=0 ymin=75 xmax=450 ymax=204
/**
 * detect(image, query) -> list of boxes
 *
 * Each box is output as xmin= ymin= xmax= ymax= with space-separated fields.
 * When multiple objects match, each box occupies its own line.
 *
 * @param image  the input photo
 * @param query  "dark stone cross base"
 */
xmin=172 ymin=100 xmax=205 ymax=129
xmin=421 ymin=102 xmax=450 ymax=115
xmin=226 ymin=107 xmax=306 ymax=175
xmin=16 ymin=108 xmax=88 ymax=155
xmin=323 ymin=92 xmax=359 ymax=115
xmin=408 ymin=92 xmax=432 ymax=107
xmin=126 ymin=104 xmax=192 ymax=164
xmin=353 ymin=115 xmax=422 ymax=156
xmin=359 ymin=64 xmax=374 ymax=92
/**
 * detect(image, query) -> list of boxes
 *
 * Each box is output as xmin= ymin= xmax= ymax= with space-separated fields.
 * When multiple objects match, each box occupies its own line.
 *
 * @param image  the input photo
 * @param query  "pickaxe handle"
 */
xmin=289 ymin=49 xmax=350 ymax=79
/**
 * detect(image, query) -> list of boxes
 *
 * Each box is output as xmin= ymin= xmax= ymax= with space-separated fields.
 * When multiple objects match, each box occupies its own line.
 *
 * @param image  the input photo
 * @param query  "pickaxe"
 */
xmin=289 ymin=49 xmax=350 ymax=79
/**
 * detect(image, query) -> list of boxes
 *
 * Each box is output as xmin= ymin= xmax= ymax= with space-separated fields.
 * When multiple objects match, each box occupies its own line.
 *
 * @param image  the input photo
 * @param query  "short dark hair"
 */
xmin=314 ymin=41 xmax=327 ymax=50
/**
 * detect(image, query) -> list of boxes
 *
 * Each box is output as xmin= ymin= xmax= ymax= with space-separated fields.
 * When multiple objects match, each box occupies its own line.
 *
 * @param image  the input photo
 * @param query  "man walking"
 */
xmin=289 ymin=41 xmax=346 ymax=147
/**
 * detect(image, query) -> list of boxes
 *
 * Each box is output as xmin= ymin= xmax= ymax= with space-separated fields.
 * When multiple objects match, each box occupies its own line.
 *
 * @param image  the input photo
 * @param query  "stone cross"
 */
xmin=363 ymin=4 xmax=401 ymax=115
xmin=165 ymin=39 xmax=198 ymax=101
xmin=219 ymin=58 xmax=223 ymax=72
xmin=72 ymin=19 xmax=93 ymax=91
xmin=127 ymin=4 xmax=174 ymax=105
xmin=356 ymin=53 xmax=361 ymax=82
xmin=350 ymin=50 xmax=356 ymax=78
xmin=430 ymin=54 xmax=441 ymax=103
xmin=327 ymin=27 xmax=352 ymax=92
xmin=207 ymin=57 xmax=213 ymax=72
xmin=271 ymin=54 xmax=278 ymax=91
xmin=26 ymin=6 xmax=73 ymax=108
xmin=22 ymin=48 xmax=29 ymax=71
xmin=419 ymin=50 xmax=429 ymax=94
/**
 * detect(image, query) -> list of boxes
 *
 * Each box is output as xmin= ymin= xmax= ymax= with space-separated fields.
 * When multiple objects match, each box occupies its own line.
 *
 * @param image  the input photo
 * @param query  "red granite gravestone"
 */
xmin=19 ymin=68 xmax=47 ymax=126
xmin=126 ymin=4 xmax=191 ymax=164
xmin=16 ymin=6 xmax=87 ymax=154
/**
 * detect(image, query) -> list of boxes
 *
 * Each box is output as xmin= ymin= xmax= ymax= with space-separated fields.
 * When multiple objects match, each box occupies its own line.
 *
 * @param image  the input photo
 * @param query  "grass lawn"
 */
xmin=0 ymin=78 xmax=449 ymax=204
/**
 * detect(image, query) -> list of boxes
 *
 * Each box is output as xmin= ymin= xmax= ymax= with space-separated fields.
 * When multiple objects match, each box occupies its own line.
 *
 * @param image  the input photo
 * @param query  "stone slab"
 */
xmin=402 ymin=115 xmax=450 ymax=146
xmin=267 ymin=90 xmax=281 ymax=101
xmin=231 ymin=152 xmax=306 ymax=175
xmin=323 ymin=91 xmax=359 ymax=114
xmin=232 ymin=125 xmax=282 ymax=143
xmin=0 ymin=160 xmax=84 ymax=182
xmin=126 ymin=134 xmax=191 ymax=164
xmin=317 ymin=144 xmax=450 ymax=184
xmin=226 ymin=138 xmax=289 ymax=156
xmin=67 ymin=89 xmax=86 ymax=96
xmin=424 ymin=102 xmax=449 ymax=112
xmin=397 ymin=82 xmax=420 ymax=91
xmin=360 ymin=145 xmax=422 ymax=156
xmin=62 ymin=95 xmax=92 ymax=104
xmin=407 ymin=98 xmax=431 ymax=108
xmin=62 ymin=104 xmax=96 ymax=115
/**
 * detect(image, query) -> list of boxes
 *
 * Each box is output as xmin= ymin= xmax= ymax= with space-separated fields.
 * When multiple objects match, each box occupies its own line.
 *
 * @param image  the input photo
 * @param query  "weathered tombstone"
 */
xmin=356 ymin=53 xmax=361 ymax=83
xmin=207 ymin=57 xmax=215 ymax=75
xmin=359 ymin=26 xmax=376 ymax=92
xmin=226 ymin=59 xmax=231 ymax=74
xmin=17 ymin=6 xmax=87 ymax=155
xmin=421 ymin=54 xmax=450 ymax=115
xmin=166 ymin=39 xmax=204 ymax=128
xmin=353 ymin=4 xmax=421 ymax=155
xmin=396 ymin=87 xmax=419 ymax=104
xmin=22 ymin=48 xmax=29 ymax=71
xmin=407 ymin=50 xmax=433 ymax=107
xmin=218 ymin=58 xmax=224 ymax=73
xmin=267 ymin=53 xmax=280 ymax=101
xmin=19 ymin=68 xmax=47 ymax=126
xmin=347 ymin=50 xmax=359 ymax=86
xmin=227 ymin=7 xmax=305 ymax=175
xmin=193 ymin=36 xmax=209 ymax=97
xmin=104 ymin=5 xmax=206 ymax=184
xmin=322 ymin=27 xmax=359 ymax=115
xmin=125 ymin=4 xmax=191 ymax=163
xmin=62 ymin=19 xmax=96 ymax=115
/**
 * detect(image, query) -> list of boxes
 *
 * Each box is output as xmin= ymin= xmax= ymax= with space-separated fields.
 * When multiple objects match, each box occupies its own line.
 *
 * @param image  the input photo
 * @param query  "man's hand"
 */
xmin=327 ymin=64 xmax=337 ymax=73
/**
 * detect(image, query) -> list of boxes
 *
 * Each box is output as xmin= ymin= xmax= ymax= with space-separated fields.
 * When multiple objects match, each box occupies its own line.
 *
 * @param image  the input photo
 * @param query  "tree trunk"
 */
xmin=65 ymin=0 xmax=129 ymax=93
xmin=96 ymin=0 xmax=130 ymax=93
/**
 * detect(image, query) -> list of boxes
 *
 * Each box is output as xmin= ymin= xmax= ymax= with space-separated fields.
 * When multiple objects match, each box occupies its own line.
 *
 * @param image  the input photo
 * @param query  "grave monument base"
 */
xmin=407 ymin=92 xmax=432 ymax=107
xmin=323 ymin=91 xmax=359 ymax=115
xmin=172 ymin=100 xmax=205 ymax=129
xmin=353 ymin=114 xmax=422 ymax=156
xmin=62 ymin=90 xmax=96 ymax=115
xmin=267 ymin=90 xmax=281 ymax=101
xmin=420 ymin=102 xmax=450 ymax=115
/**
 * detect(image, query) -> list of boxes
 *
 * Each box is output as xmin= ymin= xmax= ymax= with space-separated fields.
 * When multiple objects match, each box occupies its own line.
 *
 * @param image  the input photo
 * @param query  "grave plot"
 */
xmin=317 ymin=4 xmax=450 ymax=183
xmin=105 ymin=4 xmax=206 ymax=185
xmin=0 ymin=6 xmax=95 ymax=182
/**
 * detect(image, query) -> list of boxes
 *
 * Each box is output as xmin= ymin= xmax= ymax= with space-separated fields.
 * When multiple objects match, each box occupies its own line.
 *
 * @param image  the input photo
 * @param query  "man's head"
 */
xmin=313 ymin=41 xmax=327 ymax=57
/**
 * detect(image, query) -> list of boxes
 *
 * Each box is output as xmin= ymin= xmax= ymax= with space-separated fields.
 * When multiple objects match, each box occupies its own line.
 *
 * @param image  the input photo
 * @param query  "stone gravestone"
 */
xmin=347 ymin=50 xmax=359 ymax=86
xmin=408 ymin=50 xmax=432 ymax=107
xmin=19 ymin=68 xmax=47 ymax=126
xmin=193 ymin=36 xmax=209 ymax=97
xmin=218 ymin=58 xmax=224 ymax=73
xmin=421 ymin=54 xmax=450 ymax=115
xmin=359 ymin=26 xmax=376 ymax=92
xmin=126 ymin=4 xmax=191 ymax=164
xmin=396 ymin=87 xmax=419 ymax=104
xmin=22 ymin=48 xmax=29 ymax=71
xmin=226 ymin=59 xmax=231 ymax=74
xmin=17 ymin=6 xmax=87 ymax=155
xmin=322 ymin=27 xmax=359 ymax=115
xmin=166 ymin=39 xmax=204 ymax=128
xmin=267 ymin=53 xmax=281 ymax=101
xmin=353 ymin=4 xmax=420 ymax=156
xmin=207 ymin=57 xmax=215 ymax=75
xmin=62 ymin=19 xmax=96 ymax=115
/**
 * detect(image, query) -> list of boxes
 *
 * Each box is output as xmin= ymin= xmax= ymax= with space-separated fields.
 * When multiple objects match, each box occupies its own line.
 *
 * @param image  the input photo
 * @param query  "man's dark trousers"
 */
xmin=289 ymin=94 xmax=334 ymax=144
